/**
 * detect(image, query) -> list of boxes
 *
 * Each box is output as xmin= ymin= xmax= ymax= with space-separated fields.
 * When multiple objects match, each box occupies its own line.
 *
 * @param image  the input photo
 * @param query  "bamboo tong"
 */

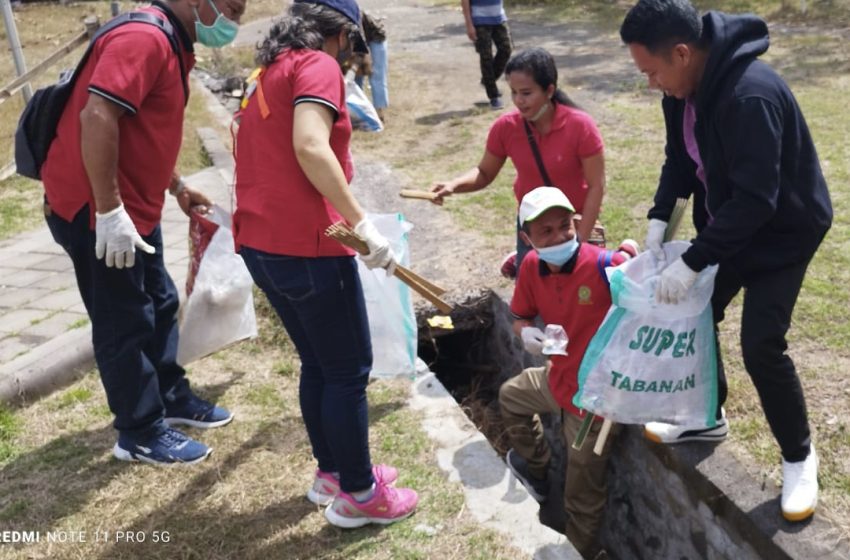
xmin=573 ymin=198 xmax=691 ymax=455
xmin=325 ymin=222 xmax=454 ymax=314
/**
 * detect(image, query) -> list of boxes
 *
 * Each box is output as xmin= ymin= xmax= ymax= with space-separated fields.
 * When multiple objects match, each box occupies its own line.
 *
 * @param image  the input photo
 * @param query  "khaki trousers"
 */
xmin=499 ymin=366 xmax=620 ymax=558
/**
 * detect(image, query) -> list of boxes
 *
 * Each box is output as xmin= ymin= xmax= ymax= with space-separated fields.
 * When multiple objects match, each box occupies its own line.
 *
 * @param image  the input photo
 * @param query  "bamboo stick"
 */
xmin=324 ymin=222 xmax=453 ymax=314
xmin=399 ymin=189 xmax=438 ymax=201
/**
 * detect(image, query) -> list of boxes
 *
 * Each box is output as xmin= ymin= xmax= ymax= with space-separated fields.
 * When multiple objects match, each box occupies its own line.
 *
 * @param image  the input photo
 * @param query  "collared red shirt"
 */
xmin=486 ymin=103 xmax=603 ymax=213
xmin=234 ymin=48 xmax=355 ymax=257
xmin=42 ymin=6 xmax=194 ymax=234
xmin=511 ymin=244 xmax=624 ymax=416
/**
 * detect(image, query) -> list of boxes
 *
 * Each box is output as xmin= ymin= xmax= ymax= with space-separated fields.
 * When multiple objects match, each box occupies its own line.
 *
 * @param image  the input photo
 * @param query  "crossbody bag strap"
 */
xmin=523 ymin=119 xmax=553 ymax=186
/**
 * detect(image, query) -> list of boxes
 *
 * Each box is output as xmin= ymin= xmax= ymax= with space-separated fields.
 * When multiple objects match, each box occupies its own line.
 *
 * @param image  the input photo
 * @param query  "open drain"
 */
xmin=415 ymin=290 xmax=568 ymax=533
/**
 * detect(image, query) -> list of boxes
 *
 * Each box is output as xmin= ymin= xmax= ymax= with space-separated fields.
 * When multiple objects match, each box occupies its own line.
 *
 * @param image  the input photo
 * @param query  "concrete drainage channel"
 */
xmin=413 ymin=291 xmax=850 ymax=560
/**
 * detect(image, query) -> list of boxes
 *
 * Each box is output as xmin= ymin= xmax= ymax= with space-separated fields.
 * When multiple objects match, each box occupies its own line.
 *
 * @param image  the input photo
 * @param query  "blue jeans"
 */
xmin=240 ymin=248 xmax=375 ymax=493
xmin=355 ymin=40 xmax=389 ymax=110
xmin=45 ymin=204 xmax=190 ymax=436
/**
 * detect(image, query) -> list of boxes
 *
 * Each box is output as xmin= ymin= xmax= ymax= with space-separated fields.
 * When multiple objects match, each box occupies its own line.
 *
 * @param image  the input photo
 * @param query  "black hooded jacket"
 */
xmin=648 ymin=12 xmax=832 ymax=275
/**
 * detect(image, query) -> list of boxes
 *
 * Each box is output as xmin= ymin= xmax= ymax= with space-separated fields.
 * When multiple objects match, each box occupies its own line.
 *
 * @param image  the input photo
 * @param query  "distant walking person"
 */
xmin=620 ymin=0 xmax=832 ymax=522
xmin=354 ymin=12 xmax=389 ymax=122
xmin=461 ymin=0 xmax=512 ymax=109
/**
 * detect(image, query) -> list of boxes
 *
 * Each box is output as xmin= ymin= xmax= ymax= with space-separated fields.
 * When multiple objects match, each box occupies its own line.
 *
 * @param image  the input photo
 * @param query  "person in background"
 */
xmin=461 ymin=0 xmax=512 ymax=109
xmin=40 ymin=0 xmax=243 ymax=466
xmin=353 ymin=11 xmax=389 ymax=122
xmin=500 ymin=187 xmax=637 ymax=560
xmin=232 ymin=0 xmax=418 ymax=528
xmin=430 ymin=48 xmax=607 ymax=280
xmin=620 ymin=0 xmax=832 ymax=522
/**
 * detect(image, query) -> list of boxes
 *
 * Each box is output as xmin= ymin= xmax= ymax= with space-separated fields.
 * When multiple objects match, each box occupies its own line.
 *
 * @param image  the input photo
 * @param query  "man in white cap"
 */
xmin=498 ymin=186 xmax=637 ymax=560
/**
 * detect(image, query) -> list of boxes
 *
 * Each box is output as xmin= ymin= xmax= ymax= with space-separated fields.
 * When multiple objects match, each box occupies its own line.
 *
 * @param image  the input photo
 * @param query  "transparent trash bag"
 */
xmin=356 ymin=213 xmax=417 ymax=378
xmin=177 ymin=205 xmax=257 ymax=365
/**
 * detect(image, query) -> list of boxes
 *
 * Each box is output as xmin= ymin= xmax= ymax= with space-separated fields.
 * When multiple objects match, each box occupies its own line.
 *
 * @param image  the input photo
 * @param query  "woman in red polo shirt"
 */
xmin=430 ymin=47 xmax=606 ymax=278
xmin=233 ymin=0 xmax=417 ymax=529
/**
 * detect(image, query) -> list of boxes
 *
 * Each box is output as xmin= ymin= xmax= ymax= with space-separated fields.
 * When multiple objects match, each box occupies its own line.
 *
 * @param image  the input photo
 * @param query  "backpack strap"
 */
xmin=78 ymin=11 xmax=188 ymax=105
xmin=596 ymin=249 xmax=615 ymax=286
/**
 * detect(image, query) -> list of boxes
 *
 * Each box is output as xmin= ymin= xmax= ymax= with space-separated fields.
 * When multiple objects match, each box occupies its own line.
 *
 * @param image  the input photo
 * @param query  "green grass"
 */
xmin=55 ymin=387 xmax=93 ymax=409
xmin=0 ymin=405 xmax=21 ymax=463
xmin=68 ymin=317 xmax=90 ymax=330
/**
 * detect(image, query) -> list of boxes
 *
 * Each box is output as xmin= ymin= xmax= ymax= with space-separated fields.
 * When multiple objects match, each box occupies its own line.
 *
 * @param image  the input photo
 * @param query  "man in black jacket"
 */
xmin=620 ymin=0 xmax=831 ymax=522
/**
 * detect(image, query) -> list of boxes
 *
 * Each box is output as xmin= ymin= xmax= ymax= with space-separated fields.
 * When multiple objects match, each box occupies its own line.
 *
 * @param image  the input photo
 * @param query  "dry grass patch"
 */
xmin=0 ymin=294 xmax=520 ymax=560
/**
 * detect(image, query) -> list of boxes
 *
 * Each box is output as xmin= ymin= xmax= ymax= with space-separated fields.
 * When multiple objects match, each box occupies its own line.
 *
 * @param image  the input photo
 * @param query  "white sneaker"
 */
xmin=781 ymin=444 xmax=818 ymax=522
xmin=644 ymin=410 xmax=728 ymax=444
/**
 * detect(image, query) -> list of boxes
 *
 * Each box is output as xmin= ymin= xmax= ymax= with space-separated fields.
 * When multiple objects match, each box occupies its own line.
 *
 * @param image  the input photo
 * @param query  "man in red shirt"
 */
xmin=499 ymin=187 xmax=636 ymax=559
xmin=41 ymin=0 xmax=246 ymax=466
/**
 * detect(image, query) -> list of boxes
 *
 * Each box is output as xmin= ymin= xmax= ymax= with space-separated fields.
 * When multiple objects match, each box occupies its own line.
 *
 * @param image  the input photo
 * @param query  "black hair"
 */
xmin=256 ymin=2 xmax=359 ymax=66
xmin=504 ymin=48 xmax=578 ymax=109
xmin=619 ymin=0 xmax=704 ymax=55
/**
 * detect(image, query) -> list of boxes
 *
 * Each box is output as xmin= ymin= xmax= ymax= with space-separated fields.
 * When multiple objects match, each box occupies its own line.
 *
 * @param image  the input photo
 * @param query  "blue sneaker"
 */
xmin=113 ymin=427 xmax=211 ymax=465
xmin=164 ymin=392 xmax=234 ymax=429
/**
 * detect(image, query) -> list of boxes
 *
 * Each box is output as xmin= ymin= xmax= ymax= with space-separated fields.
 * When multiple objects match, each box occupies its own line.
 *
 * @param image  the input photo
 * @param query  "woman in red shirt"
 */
xmin=430 ymin=47 xmax=606 ymax=277
xmin=233 ymin=0 xmax=417 ymax=529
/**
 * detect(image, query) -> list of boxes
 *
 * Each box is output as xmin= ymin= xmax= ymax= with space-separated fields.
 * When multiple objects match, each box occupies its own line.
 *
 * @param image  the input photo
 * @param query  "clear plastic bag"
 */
xmin=573 ymin=241 xmax=719 ymax=427
xmin=345 ymin=71 xmax=384 ymax=132
xmin=356 ymin=213 xmax=417 ymax=378
xmin=177 ymin=205 xmax=257 ymax=365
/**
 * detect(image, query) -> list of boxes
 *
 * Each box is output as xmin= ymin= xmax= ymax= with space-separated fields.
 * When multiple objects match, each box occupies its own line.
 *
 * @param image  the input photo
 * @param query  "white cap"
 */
xmin=518 ymin=186 xmax=576 ymax=226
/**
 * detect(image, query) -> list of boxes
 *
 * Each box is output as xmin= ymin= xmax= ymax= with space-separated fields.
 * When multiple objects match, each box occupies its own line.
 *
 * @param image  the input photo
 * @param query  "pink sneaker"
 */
xmin=324 ymin=479 xmax=418 ymax=528
xmin=500 ymin=251 xmax=518 ymax=279
xmin=306 ymin=464 xmax=399 ymax=506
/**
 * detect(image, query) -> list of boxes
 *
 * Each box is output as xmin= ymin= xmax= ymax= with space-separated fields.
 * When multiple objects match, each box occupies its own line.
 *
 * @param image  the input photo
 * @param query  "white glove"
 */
xmin=645 ymin=219 xmax=668 ymax=263
xmin=655 ymin=257 xmax=698 ymax=304
xmin=520 ymin=326 xmax=546 ymax=355
xmin=95 ymin=204 xmax=155 ymax=269
xmin=353 ymin=218 xmax=398 ymax=275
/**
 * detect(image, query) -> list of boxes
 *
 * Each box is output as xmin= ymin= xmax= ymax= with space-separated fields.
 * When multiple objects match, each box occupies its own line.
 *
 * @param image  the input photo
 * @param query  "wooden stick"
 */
xmin=394 ymin=266 xmax=453 ymax=314
xmin=399 ymin=189 xmax=438 ymax=201
xmin=593 ymin=418 xmax=614 ymax=456
xmin=396 ymin=265 xmax=446 ymax=296
xmin=325 ymin=222 xmax=453 ymax=313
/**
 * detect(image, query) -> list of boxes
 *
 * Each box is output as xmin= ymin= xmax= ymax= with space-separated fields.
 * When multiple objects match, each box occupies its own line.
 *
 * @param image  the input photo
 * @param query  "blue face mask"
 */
xmin=535 ymin=237 xmax=579 ymax=267
xmin=194 ymin=0 xmax=239 ymax=48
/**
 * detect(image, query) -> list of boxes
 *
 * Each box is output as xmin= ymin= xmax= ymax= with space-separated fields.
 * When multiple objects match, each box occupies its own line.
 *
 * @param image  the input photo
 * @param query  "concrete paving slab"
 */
xmin=0 ymin=269 xmax=53 ymax=288
xmin=28 ymin=255 xmax=74 ymax=272
xmin=24 ymin=288 xmax=81 ymax=312
xmin=28 ymin=273 xmax=77 ymax=291
xmin=0 ymin=308 xmax=53 ymax=334
xmin=20 ymin=311 xmax=88 ymax=339
xmin=0 ymin=251 xmax=57 ymax=269
xmin=0 ymin=336 xmax=29 ymax=363
xmin=0 ymin=287 xmax=50 ymax=309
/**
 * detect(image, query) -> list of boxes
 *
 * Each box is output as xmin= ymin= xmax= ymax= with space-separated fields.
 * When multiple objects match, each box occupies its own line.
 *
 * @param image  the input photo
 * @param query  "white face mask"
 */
xmin=535 ymin=237 xmax=579 ymax=266
xmin=528 ymin=99 xmax=552 ymax=122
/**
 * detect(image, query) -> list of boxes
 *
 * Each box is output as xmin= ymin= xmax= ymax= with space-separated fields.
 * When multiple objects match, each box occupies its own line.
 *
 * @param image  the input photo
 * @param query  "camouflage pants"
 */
xmin=475 ymin=23 xmax=512 ymax=99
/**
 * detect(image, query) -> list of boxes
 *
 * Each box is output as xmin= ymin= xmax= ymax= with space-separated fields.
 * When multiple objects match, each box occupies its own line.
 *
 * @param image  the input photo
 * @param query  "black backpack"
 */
xmin=14 ymin=11 xmax=187 ymax=180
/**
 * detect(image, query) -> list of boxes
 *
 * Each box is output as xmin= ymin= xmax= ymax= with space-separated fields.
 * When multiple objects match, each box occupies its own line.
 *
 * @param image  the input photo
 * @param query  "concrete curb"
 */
xmin=410 ymin=372 xmax=578 ymax=559
xmin=0 ymin=325 xmax=93 ymax=403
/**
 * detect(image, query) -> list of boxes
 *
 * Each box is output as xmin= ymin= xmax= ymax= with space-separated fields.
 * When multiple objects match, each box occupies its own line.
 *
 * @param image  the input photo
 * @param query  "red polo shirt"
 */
xmin=233 ymin=49 xmax=355 ymax=257
xmin=42 ymin=7 xmax=194 ymax=235
xmin=486 ymin=103 xmax=604 ymax=213
xmin=511 ymin=244 xmax=624 ymax=416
